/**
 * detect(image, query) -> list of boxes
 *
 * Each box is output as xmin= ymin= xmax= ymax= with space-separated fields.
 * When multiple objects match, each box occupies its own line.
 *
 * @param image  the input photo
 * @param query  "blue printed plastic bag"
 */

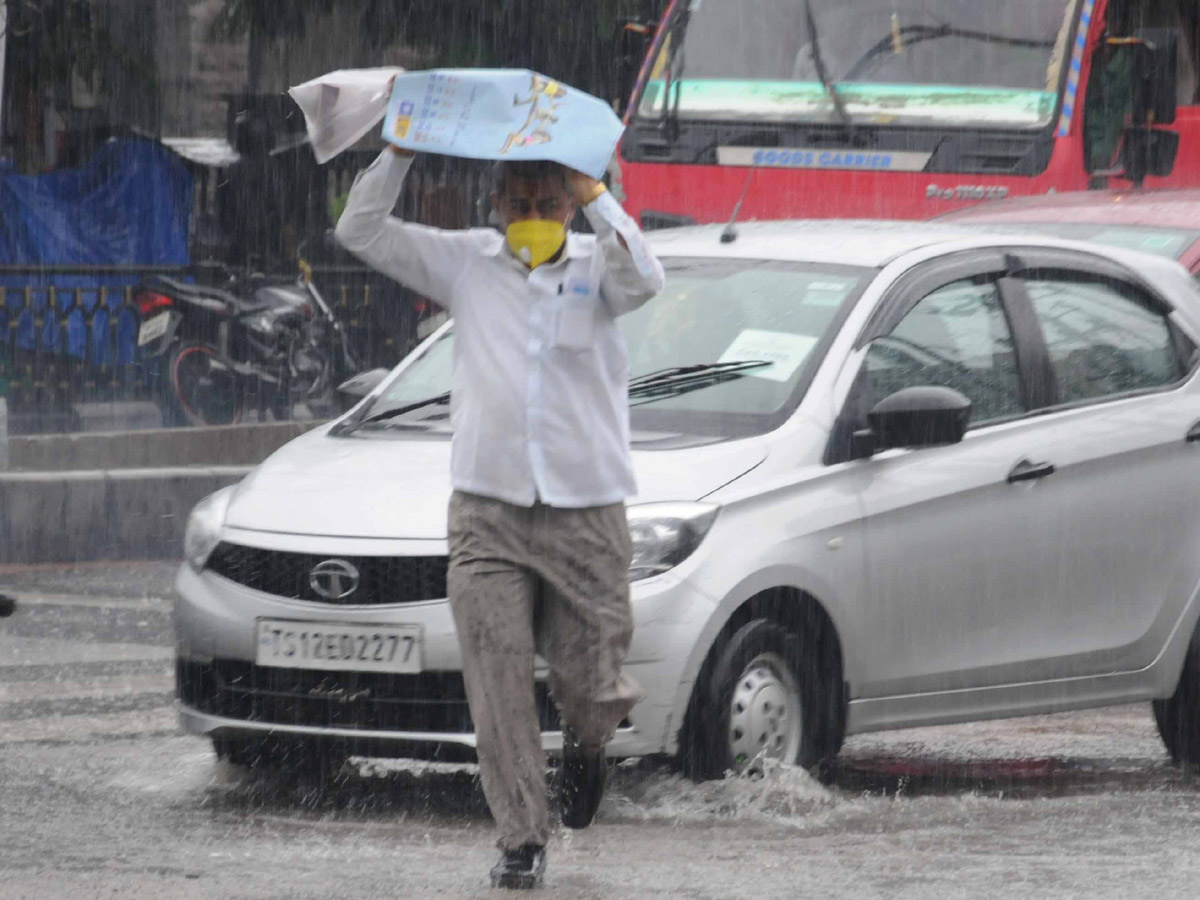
xmin=383 ymin=69 xmax=624 ymax=180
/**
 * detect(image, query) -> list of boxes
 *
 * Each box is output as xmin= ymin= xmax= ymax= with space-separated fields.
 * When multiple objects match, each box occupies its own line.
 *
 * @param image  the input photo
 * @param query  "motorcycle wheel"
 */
xmin=167 ymin=343 xmax=243 ymax=427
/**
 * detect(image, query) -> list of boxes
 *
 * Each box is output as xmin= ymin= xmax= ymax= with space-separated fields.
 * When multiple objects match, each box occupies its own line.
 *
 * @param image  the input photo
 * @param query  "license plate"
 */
xmin=255 ymin=619 xmax=423 ymax=673
xmin=137 ymin=313 xmax=170 ymax=346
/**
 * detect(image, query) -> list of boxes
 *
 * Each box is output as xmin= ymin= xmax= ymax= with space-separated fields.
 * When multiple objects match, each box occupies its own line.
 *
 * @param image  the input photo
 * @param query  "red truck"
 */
xmin=616 ymin=0 xmax=1200 ymax=227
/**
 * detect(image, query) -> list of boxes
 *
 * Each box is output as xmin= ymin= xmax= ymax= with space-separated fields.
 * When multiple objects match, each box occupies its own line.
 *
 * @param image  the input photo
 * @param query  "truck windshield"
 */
xmin=639 ymin=0 xmax=1080 ymax=130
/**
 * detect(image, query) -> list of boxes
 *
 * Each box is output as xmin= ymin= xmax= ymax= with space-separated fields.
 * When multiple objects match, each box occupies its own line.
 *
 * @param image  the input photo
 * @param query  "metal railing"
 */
xmin=0 ymin=263 xmax=435 ymax=434
xmin=0 ymin=154 xmax=489 ymax=434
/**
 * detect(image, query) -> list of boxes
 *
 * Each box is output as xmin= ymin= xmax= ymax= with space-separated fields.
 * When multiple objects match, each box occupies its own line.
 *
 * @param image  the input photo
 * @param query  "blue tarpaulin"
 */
xmin=0 ymin=139 xmax=192 ymax=363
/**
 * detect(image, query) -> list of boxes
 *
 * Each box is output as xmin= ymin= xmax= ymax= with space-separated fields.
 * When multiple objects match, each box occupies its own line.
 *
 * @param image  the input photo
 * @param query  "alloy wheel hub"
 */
xmin=728 ymin=652 xmax=803 ymax=772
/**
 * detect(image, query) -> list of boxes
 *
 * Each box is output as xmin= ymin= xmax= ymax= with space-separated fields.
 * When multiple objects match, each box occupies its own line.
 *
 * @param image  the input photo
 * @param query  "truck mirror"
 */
xmin=1129 ymin=28 xmax=1178 ymax=126
xmin=1121 ymin=126 xmax=1180 ymax=184
xmin=612 ymin=18 xmax=658 ymax=116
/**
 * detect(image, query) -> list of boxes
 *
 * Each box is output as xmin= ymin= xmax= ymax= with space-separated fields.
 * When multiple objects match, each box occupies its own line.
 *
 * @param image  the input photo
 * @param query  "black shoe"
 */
xmin=490 ymin=843 xmax=546 ymax=890
xmin=560 ymin=728 xmax=607 ymax=829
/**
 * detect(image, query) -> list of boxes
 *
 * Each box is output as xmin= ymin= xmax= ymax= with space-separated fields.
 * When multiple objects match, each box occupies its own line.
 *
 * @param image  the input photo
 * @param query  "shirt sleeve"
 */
xmin=334 ymin=150 xmax=478 ymax=311
xmin=582 ymin=191 xmax=666 ymax=317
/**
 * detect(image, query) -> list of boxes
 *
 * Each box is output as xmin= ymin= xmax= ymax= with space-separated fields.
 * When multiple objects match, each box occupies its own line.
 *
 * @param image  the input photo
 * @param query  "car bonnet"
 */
xmin=221 ymin=427 xmax=767 ymax=540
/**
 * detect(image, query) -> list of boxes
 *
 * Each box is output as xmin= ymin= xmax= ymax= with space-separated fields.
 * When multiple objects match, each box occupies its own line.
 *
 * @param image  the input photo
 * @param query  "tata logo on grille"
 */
xmin=309 ymin=559 xmax=361 ymax=601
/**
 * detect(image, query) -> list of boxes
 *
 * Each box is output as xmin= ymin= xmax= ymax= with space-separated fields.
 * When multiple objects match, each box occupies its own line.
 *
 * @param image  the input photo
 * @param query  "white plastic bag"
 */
xmin=288 ymin=67 xmax=405 ymax=164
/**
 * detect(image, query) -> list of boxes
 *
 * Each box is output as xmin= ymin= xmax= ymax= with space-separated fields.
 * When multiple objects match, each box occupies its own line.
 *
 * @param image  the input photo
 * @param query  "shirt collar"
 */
xmin=480 ymin=229 xmax=591 ymax=267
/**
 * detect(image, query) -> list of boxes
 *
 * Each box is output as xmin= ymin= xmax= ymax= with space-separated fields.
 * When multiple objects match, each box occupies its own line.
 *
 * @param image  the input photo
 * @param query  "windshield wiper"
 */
xmin=630 ymin=360 xmax=772 ymax=389
xmin=659 ymin=5 xmax=690 ymax=140
xmin=333 ymin=391 xmax=451 ymax=435
xmin=628 ymin=360 xmax=772 ymax=403
xmin=844 ymin=23 xmax=1055 ymax=82
xmin=804 ymin=0 xmax=855 ymax=136
xmin=363 ymin=391 xmax=451 ymax=424
xmin=336 ymin=362 xmax=770 ymax=434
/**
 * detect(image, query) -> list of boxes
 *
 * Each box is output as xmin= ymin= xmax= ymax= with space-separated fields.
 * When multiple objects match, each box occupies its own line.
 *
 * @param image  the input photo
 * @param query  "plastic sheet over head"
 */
xmin=288 ymin=67 xmax=406 ymax=164
xmin=289 ymin=68 xmax=625 ymax=180
xmin=383 ymin=69 xmax=624 ymax=180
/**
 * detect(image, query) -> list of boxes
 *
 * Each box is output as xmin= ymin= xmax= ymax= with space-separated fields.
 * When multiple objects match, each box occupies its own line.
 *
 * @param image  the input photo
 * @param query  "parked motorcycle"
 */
xmin=133 ymin=260 xmax=359 ymax=427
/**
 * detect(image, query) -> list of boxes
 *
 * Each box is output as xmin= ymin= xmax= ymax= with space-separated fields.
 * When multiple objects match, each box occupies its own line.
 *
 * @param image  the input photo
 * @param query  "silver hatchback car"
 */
xmin=175 ymin=221 xmax=1200 ymax=778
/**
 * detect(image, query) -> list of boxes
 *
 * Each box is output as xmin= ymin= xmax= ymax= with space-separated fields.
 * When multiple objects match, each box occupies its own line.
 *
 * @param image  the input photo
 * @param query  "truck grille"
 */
xmin=205 ymin=542 xmax=448 ymax=606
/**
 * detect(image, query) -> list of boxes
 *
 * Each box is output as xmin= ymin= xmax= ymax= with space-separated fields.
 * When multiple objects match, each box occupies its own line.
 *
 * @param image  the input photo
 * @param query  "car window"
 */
xmin=1022 ymin=276 xmax=1180 ymax=404
xmin=865 ymin=279 xmax=1023 ymax=424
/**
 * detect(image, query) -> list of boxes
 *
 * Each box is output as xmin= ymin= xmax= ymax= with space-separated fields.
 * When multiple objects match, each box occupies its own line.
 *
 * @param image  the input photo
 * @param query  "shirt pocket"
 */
xmin=553 ymin=296 xmax=598 ymax=351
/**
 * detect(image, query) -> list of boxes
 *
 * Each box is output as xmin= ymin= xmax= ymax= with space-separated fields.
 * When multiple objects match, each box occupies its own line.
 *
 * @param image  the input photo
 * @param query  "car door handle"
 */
xmin=1187 ymin=422 xmax=1200 ymax=443
xmin=1007 ymin=459 xmax=1056 ymax=484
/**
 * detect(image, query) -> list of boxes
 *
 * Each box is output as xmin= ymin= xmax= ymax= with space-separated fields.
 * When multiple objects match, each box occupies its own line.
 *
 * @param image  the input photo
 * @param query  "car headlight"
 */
xmin=627 ymin=502 xmax=719 ymax=582
xmin=183 ymin=487 xmax=235 ymax=572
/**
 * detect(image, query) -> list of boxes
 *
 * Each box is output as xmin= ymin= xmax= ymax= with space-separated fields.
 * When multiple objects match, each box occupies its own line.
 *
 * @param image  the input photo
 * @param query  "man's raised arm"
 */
xmin=335 ymin=149 xmax=480 ymax=311
xmin=574 ymin=177 xmax=665 ymax=317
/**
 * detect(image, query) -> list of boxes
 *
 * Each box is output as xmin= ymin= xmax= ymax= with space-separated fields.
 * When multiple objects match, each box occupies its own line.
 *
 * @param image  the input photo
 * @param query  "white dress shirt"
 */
xmin=335 ymin=151 xmax=666 ymax=508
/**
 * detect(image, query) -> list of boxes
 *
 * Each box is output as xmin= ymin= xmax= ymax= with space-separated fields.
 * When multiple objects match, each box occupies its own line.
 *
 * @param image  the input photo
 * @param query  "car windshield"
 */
xmin=954 ymin=222 xmax=1200 ymax=260
xmin=638 ymin=0 xmax=1078 ymax=129
xmin=358 ymin=257 xmax=874 ymax=441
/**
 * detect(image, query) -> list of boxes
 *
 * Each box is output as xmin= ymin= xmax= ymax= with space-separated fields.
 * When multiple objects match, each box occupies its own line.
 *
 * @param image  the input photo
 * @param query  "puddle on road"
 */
xmin=106 ymin=729 xmax=1199 ymax=833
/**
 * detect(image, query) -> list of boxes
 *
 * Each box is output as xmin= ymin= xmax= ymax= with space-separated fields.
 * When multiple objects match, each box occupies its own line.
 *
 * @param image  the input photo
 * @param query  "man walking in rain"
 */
xmin=336 ymin=137 xmax=664 ymax=889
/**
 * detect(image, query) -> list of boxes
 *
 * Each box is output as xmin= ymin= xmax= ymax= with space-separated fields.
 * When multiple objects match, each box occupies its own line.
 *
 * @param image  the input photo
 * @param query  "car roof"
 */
xmin=645 ymin=219 xmax=1024 ymax=268
xmin=936 ymin=189 xmax=1200 ymax=231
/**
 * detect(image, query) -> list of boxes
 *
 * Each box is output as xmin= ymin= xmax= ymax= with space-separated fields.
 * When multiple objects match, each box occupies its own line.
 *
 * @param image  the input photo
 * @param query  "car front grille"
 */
xmin=177 ymin=658 xmax=563 ymax=735
xmin=205 ymin=542 xmax=448 ymax=606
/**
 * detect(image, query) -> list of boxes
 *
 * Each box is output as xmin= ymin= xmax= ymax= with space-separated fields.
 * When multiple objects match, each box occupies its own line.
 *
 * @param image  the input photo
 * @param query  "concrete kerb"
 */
xmin=0 ymin=466 xmax=253 ymax=565
xmin=7 ymin=420 xmax=325 ymax=472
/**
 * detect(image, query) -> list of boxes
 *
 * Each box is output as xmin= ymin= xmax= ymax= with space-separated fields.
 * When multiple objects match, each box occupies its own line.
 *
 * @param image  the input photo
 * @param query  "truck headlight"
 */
xmin=627 ymin=503 xmax=718 ymax=582
xmin=183 ymin=487 xmax=235 ymax=572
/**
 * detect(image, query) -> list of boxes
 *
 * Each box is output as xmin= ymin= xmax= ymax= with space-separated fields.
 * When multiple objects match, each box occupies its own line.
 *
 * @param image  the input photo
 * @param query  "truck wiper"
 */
xmin=844 ymin=23 xmax=1055 ymax=82
xmin=804 ymin=0 xmax=855 ymax=136
xmin=660 ymin=5 xmax=691 ymax=140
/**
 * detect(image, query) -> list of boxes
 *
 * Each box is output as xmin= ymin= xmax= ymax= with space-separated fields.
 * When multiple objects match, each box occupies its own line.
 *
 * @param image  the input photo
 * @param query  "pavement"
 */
xmin=1 ymin=561 xmax=1199 ymax=900
xmin=0 ymin=421 xmax=320 ymax=565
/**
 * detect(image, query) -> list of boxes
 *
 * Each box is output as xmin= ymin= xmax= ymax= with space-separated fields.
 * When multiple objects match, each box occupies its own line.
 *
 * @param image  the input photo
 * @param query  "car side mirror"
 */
xmin=337 ymin=368 xmax=389 ymax=399
xmin=856 ymin=386 xmax=972 ymax=454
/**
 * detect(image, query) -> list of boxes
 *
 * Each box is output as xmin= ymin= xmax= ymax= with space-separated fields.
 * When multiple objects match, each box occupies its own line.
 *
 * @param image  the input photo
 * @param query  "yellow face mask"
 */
xmin=505 ymin=219 xmax=566 ymax=268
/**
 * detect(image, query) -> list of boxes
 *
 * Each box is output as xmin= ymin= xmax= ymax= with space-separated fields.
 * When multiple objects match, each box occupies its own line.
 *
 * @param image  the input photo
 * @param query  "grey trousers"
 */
xmin=446 ymin=490 xmax=642 ymax=850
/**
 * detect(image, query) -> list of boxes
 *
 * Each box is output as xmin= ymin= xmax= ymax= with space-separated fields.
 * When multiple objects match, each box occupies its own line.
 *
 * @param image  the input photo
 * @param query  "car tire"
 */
xmin=1153 ymin=631 xmax=1200 ymax=766
xmin=679 ymin=618 xmax=841 ymax=782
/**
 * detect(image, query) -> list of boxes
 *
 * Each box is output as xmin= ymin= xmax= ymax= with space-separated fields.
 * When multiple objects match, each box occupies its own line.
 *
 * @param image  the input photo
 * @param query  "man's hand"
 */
xmin=568 ymin=170 xmax=607 ymax=205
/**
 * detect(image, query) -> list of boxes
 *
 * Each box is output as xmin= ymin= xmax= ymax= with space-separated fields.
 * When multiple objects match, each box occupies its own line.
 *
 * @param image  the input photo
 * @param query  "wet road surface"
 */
xmin=1 ymin=562 xmax=1198 ymax=899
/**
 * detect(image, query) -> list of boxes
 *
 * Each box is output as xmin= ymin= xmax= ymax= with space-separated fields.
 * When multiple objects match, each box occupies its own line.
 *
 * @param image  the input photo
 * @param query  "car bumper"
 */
xmin=174 ymin=557 xmax=710 ymax=759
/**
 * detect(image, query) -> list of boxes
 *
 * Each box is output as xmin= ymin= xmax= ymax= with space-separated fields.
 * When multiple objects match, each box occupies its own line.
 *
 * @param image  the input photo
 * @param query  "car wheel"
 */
xmin=1153 ymin=632 xmax=1200 ymax=766
xmin=680 ymin=618 xmax=840 ymax=782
